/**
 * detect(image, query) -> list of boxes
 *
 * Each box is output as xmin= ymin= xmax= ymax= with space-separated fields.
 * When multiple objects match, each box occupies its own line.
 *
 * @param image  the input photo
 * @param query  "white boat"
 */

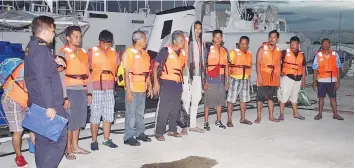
xmin=147 ymin=0 xmax=313 ymax=85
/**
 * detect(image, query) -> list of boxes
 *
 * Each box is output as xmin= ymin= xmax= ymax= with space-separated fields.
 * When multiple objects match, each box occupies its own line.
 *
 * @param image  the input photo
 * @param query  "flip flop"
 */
xmin=180 ymin=128 xmax=188 ymax=135
xmin=73 ymin=148 xmax=90 ymax=154
xmin=269 ymin=118 xmax=280 ymax=122
xmin=167 ymin=132 xmax=182 ymax=138
xmin=189 ymin=127 xmax=205 ymax=133
xmin=226 ymin=121 xmax=234 ymax=127
xmin=254 ymin=118 xmax=261 ymax=124
xmin=294 ymin=115 xmax=305 ymax=120
xmin=314 ymin=114 xmax=322 ymax=120
xmin=240 ymin=119 xmax=253 ymax=125
xmin=155 ymin=135 xmax=165 ymax=141
xmin=278 ymin=115 xmax=284 ymax=121
xmin=65 ymin=152 xmax=76 ymax=160
xmin=333 ymin=115 xmax=344 ymax=120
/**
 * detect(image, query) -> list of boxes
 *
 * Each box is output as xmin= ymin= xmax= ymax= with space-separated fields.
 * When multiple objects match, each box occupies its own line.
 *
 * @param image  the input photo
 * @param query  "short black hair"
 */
xmin=268 ymin=30 xmax=279 ymax=38
xmin=321 ymin=38 xmax=331 ymax=45
xmin=239 ymin=36 xmax=249 ymax=43
xmin=65 ymin=26 xmax=81 ymax=37
xmin=31 ymin=15 xmax=55 ymax=35
xmin=212 ymin=29 xmax=223 ymax=37
xmin=99 ymin=30 xmax=113 ymax=42
xmin=290 ymin=36 xmax=300 ymax=43
xmin=194 ymin=21 xmax=202 ymax=27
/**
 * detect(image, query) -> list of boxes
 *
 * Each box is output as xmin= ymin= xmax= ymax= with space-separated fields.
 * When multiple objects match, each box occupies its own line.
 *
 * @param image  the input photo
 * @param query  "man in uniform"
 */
xmin=24 ymin=15 xmax=66 ymax=168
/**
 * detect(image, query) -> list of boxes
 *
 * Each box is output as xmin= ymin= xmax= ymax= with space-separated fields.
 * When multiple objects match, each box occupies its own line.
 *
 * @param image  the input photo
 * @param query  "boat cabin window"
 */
xmin=279 ymin=21 xmax=286 ymax=32
xmin=161 ymin=20 xmax=173 ymax=39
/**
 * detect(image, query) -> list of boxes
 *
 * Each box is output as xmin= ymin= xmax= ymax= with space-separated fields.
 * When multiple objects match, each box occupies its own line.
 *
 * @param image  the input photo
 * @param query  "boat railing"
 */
xmin=0 ymin=5 xmax=15 ymax=11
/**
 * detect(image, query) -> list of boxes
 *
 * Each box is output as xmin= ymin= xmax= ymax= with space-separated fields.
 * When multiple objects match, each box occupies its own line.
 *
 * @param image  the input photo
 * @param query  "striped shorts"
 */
xmin=1 ymin=95 xmax=27 ymax=132
xmin=90 ymin=90 xmax=115 ymax=124
xmin=227 ymin=78 xmax=251 ymax=103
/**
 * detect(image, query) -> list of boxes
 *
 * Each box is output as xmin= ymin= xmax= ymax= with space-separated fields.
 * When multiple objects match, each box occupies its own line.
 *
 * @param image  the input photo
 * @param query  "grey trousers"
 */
xmin=155 ymin=84 xmax=182 ymax=135
xmin=35 ymin=106 xmax=67 ymax=168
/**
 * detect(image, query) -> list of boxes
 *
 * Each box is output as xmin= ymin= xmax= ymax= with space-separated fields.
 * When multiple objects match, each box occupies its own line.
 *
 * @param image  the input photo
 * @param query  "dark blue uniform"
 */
xmin=24 ymin=36 xmax=67 ymax=168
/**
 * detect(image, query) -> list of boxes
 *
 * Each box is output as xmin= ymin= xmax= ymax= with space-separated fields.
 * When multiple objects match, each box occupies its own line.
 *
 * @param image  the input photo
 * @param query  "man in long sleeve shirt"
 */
xmin=24 ymin=16 xmax=66 ymax=168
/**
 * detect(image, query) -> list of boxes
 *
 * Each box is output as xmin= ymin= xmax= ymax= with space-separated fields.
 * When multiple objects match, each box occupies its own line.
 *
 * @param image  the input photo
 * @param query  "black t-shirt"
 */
xmin=281 ymin=50 xmax=306 ymax=81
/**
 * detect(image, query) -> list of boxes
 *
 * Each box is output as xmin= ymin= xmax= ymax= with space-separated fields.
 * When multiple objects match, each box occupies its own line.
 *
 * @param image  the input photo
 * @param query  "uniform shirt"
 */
xmin=154 ymin=47 xmax=183 ymax=92
xmin=312 ymin=51 xmax=342 ymax=83
xmin=87 ymin=48 xmax=120 ymax=91
xmin=281 ymin=50 xmax=306 ymax=81
xmin=24 ymin=36 xmax=65 ymax=117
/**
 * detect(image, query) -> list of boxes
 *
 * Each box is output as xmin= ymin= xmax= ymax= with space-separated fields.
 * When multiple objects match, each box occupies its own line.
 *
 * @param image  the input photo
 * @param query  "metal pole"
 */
xmin=161 ymin=0 xmax=162 ymax=11
xmin=137 ymin=0 xmax=138 ymax=13
xmin=338 ymin=12 xmax=342 ymax=50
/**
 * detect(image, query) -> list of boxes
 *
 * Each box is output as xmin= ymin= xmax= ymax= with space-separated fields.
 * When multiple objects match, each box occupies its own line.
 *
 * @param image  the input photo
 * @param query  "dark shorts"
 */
xmin=318 ymin=82 xmax=336 ymax=98
xmin=67 ymin=89 xmax=88 ymax=131
xmin=256 ymin=86 xmax=278 ymax=101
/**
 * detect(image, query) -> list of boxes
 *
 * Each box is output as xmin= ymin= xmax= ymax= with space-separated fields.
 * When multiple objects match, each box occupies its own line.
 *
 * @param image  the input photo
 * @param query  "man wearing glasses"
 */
xmin=88 ymin=30 xmax=120 ymax=150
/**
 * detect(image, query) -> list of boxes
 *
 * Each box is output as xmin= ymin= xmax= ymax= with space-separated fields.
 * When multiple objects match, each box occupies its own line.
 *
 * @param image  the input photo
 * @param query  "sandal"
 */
xmin=294 ymin=115 xmax=305 ymax=120
xmin=189 ymin=127 xmax=205 ymax=133
xmin=73 ymin=148 xmax=90 ymax=154
xmin=240 ymin=119 xmax=252 ymax=125
xmin=155 ymin=135 xmax=165 ymax=141
xmin=180 ymin=128 xmax=188 ymax=135
xmin=65 ymin=152 xmax=76 ymax=160
xmin=278 ymin=115 xmax=284 ymax=121
xmin=167 ymin=132 xmax=182 ymax=138
xmin=269 ymin=118 xmax=280 ymax=122
xmin=314 ymin=114 xmax=322 ymax=120
xmin=226 ymin=121 xmax=234 ymax=127
xmin=333 ymin=115 xmax=344 ymax=120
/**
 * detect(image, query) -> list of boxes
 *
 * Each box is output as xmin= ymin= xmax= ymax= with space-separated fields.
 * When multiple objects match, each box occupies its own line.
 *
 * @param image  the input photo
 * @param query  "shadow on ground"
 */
xmin=141 ymin=156 xmax=218 ymax=168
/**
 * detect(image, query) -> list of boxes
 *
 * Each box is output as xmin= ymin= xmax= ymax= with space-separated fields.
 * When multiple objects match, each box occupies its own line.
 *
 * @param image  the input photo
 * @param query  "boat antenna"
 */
xmin=337 ymin=12 xmax=342 ymax=50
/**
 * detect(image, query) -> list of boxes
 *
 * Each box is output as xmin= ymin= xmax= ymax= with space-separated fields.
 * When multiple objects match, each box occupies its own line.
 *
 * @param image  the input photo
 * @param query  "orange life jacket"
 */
xmin=206 ymin=45 xmax=228 ymax=78
xmin=58 ymin=46 xmax=89 ymax=87
xmin=258 ymin=44 xmax=281 ymax=86
xmin=160 ymin=47 xmax=186 ymax=82
xmin=317 ymin=50 xmax=338 ymax=80
xmin=89 ymin=46 xmax=118 ymax=89
xmin=282 ymin=48 xmax=304 ymax=76
xmin=229 ymin=49 xmax=252 ymax=80
xmin=125 ymin=47 xmax=150 ymax=83
xmin=3 ymin=63 xmax=28 ymax=107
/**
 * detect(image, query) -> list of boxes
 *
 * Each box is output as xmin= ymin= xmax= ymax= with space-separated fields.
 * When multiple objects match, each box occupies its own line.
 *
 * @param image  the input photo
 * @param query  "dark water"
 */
xmin=141 ymin=156 xmax=218 ymax=168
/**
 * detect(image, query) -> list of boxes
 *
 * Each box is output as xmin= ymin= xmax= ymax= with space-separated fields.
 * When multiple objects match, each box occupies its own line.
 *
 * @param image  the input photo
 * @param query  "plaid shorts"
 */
xmin=90 ymin=90 xmax=115 ymax=124
xmin=1 ymin=95 xmax=27 ymax=132
xmin=227 ymin=78 xmax=250 ymax=103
